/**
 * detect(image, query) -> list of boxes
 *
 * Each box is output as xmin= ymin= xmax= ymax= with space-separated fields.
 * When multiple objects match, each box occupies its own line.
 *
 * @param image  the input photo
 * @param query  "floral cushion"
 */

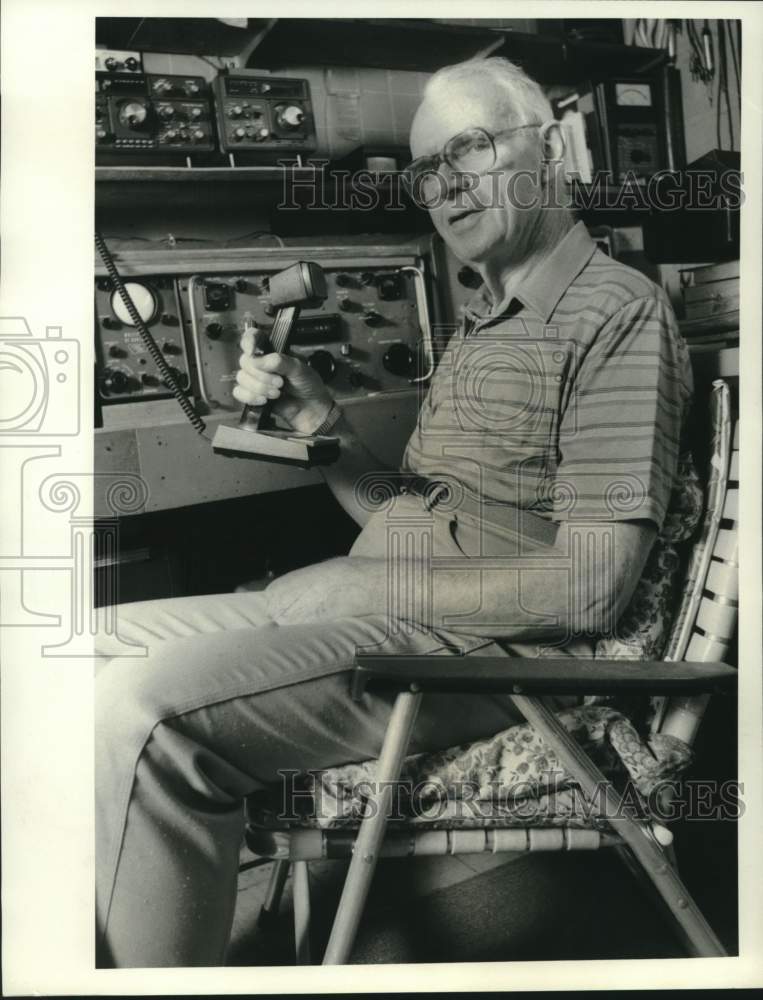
xmin=251 ymin=705 xmax=692 ymax=831
xmin=594 ymin=450 xmax=704 ymax=661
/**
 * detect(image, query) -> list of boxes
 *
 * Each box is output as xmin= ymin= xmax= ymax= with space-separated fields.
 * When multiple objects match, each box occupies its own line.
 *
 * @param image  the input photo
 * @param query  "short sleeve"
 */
xmin=552 ymin=293 xmax=692 ymax=529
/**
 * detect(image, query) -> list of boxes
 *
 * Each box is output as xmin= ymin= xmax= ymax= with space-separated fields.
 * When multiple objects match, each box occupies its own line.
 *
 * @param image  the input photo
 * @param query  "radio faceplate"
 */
xmin=183 ymin=264 xmax=423 ymax=411
xmin=96 ymin=72 xmax=215 ymax=154
xmin=95 ymin=276 xmax=192 ymax=402
xmin=213 ymin=74 xmax=316 ymax=154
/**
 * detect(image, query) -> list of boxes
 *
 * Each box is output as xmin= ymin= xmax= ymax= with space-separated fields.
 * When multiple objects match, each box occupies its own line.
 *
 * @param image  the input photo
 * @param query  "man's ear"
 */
xmin=539 ymin=120 xmax=565 ymax=163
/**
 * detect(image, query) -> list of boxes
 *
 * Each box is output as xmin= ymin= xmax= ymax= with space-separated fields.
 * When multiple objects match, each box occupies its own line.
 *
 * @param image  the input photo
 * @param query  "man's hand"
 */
xmin=264 ymin=557 xmax=386 ymax=626
xmin=233 ymin=327 xmax=333 ymax=434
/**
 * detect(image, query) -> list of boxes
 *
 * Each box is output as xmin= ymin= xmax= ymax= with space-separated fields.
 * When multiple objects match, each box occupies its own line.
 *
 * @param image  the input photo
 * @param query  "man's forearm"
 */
xmin=319 ymin=410 xmax=393 ymax=526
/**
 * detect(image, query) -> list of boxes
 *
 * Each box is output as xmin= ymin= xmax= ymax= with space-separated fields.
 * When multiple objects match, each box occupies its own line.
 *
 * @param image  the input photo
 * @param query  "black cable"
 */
xmin=727 ymin=20 xmax=741 ymax=111
xmin=95 ymin=230 xmax=206 ymax=434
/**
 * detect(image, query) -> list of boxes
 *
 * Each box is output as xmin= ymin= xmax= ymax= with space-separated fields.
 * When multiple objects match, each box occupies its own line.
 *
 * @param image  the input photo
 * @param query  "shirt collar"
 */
xmin=464 ymin=221 xmax=597 ymax=326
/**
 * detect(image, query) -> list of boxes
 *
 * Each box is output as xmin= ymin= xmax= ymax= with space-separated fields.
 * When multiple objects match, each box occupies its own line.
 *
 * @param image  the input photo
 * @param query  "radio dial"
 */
xmin=307 ymin=350 xmax=336 ymax=383
xmin=382 ymin=343 xmax=415 ymax=377
xmin=276 ymin=104 xmax=305 ymax=129
xmin=119 ymin=101 xmax=148 ymax=129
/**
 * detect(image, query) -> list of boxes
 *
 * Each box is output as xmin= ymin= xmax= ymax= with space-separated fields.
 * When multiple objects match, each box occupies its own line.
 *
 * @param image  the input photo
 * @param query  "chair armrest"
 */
xmin=351 ymin=654 xmax=737 ymax=700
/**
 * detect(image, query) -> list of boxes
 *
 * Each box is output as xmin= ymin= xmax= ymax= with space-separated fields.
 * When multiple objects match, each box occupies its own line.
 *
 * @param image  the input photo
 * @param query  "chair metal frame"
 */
xmin=246 ymin=380 xmax=738 ymax=965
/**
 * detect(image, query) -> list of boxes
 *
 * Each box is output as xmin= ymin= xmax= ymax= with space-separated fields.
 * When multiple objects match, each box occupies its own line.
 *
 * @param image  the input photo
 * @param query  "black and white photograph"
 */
xmin=2 ymin=1 xmax=761 ymax=993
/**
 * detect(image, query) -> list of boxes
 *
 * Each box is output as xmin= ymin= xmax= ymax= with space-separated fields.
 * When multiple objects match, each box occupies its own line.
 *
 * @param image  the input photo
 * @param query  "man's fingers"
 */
xmin=235 ymin=366 xmax=282 ymax=398
xmin=232 ymin=384 xmax=268 ymax=407
xmin=238 ymin=352 xmax=285 ymax=385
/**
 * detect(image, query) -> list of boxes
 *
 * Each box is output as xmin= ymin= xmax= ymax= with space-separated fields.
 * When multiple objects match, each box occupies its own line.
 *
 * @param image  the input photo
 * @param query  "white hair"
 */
xmin=422 ymin=57 xmax=553 ymax=127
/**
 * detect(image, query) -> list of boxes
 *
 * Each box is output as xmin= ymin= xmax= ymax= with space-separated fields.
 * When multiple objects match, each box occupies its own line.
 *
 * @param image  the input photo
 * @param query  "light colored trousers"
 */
xmin=95 ymin=589 xmax=586 ymax=967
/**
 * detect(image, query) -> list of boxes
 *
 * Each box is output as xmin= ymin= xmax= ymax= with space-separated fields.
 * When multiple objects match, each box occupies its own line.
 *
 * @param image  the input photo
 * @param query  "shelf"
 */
xmin=95 ymin=165 xmax=317 ymax=183
xmin=96 ymin=16 xmax=669 ymax=83
xmin=244 ymin=19 xmax=500 ymax=72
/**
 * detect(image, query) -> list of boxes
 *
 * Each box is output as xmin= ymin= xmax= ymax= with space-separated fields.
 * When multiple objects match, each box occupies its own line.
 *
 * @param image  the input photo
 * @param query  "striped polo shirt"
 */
xmin=402 ymin=221 xmax=693 ymax=528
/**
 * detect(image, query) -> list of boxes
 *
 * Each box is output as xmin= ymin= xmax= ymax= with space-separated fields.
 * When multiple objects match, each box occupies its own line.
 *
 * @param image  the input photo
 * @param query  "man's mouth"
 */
xmin=448 ymin=208 xmax=482 ymax=226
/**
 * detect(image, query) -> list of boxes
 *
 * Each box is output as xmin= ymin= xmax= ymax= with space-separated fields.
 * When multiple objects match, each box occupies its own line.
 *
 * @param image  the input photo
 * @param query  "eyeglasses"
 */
xmin=403 ymin=124 xmax=544 ymax=208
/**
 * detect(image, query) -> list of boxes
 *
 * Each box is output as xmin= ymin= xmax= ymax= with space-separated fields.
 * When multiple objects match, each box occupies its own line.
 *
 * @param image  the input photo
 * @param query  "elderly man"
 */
xmin=96 ymin=57 xmax=692 ymax=966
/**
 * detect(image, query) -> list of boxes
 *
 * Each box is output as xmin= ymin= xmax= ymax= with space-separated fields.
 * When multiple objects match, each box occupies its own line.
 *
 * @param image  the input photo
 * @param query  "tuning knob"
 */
xmin=157 ymin=105 xmax=174 ymax=120
xmin=253 ymin=127 xmax=270 ymax=142
xmin=363 ymin=308 xmax=383 ymax=327
xmin=185 ymin=81 xmax=200 ymax=95
xmin=382 ymin=343 xmax=415 ymax=377
xmin=101 ymin=367 xmax=129 ymax=394
xmin=163 ymin=366 xmax=188 ymax=389
xmin=152 ymin=78 xmax=172 ymax=95
xmin=232 ymin=127 xmax=246 ymax=142
xmin=124 ymin=57 xmax=140 ymax=71
xmin=191 ymin=129 xmax=205 ymax=143
xmin=229 ymin=105 xmax=244 ymax=118
xmin=307 ymin=350 xmax=336 ymax=383
xmin=335 ymin=273 xmax=353 ymax=288
xmin=276 ymin=104 xmax=305 ymax=129
xmin=205 ymin=322 xmax=223 ymax=340
xmin=120 ymin=101 xmax=148 ymax=129
xmin=101 ymin=315 xmax=120 ymax=330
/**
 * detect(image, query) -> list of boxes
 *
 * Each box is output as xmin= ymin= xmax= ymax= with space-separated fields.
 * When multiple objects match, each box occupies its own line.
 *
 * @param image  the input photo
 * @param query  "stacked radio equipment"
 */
xmin=96 ymin=72 xmax=216 ymax=157
xmin=95 ymin=59 xmax=317 ymax=162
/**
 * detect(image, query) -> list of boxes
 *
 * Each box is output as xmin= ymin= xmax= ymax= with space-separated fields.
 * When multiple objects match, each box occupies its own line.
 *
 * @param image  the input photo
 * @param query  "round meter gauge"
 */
xmin=110 ymin=282 xmax=158 ymax=327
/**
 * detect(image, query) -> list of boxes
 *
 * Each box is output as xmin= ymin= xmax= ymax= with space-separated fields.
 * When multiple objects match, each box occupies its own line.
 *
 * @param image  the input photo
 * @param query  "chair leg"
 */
xmin=293 ymin=860 xmax=312 ymax=965
xmin=511 ymin=693 xmax=727 ymax=958
xmin=322 ymin=689 xmax=423 ymax=965
xmin=257 ymin=859 xmax=290 ymax=931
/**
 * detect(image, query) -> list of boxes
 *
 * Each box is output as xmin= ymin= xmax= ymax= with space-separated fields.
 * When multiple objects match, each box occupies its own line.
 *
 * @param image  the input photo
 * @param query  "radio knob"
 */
xmin=347 ymin=369 xmax=363 ymax=389
xmin=205 ymin=322 xmax=223 ymax=339
xmin=185 ymin=81 xmax=200 ymax=95
xmin=102 ymin=367 xmax=129 ymax=394
xmin=163 ymin=367 xmax=188 ymax=389
xmin=335 ymin=273 xmax=353 ymax=287
xmin=192 ymin=129 xmax=205 ymax=142
xmin=360 ymin=272 xmax=376 ymax=286
xmin=263 ymin=301 xmax=276 ymax=317
xmin=233 ymin=127 xmax=247 ymax=141
xmin=165 ymin=129 xmax=178 ymax=142
xmin=229 ymin=105 xmax=244 ymax=118
xmin=96 ymin=128 xmax=111 ymax=141
xmin=338 ymin=296 xmax=354 ymax=312
xmin=101 ymin=315 xmax=120 ymax=330
xmin=108 ymin=345 xmax=127 ymax=358
xmin=190 ymin=107 xmax=203 ymax=119
xmin=104 ymin=57 xmax=119 ymax=71
xmin=254 ymin=127 xmax=270 ymax=142
xmin=382 ymin=343 xmax=415 ymax=377
xmin=162 ymin=340 xmax=181 ymax=354
xmin=276 ymin=104 xmax=305 ymax=129
xmin=363 ymin=308 xmax=383 ymax=327
xmin=307 ymin=350 xmax=336 ymax=383
xmin=158 ymin=105 xmax=174 ymax=120
xmin=234 ymin=278 xmax=248 ymax=292
xmin=141 ymin=373 xmax=159 ymax=387
xmin=261 ymin=83 xmax=271 ymax=93
xmin=340 ymin=344 xmax=352 ymax=357
xmin=124 ymin=57 xmax=139 ymax=71
xmin=153 ymin=79 xmax=172 ymax=94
